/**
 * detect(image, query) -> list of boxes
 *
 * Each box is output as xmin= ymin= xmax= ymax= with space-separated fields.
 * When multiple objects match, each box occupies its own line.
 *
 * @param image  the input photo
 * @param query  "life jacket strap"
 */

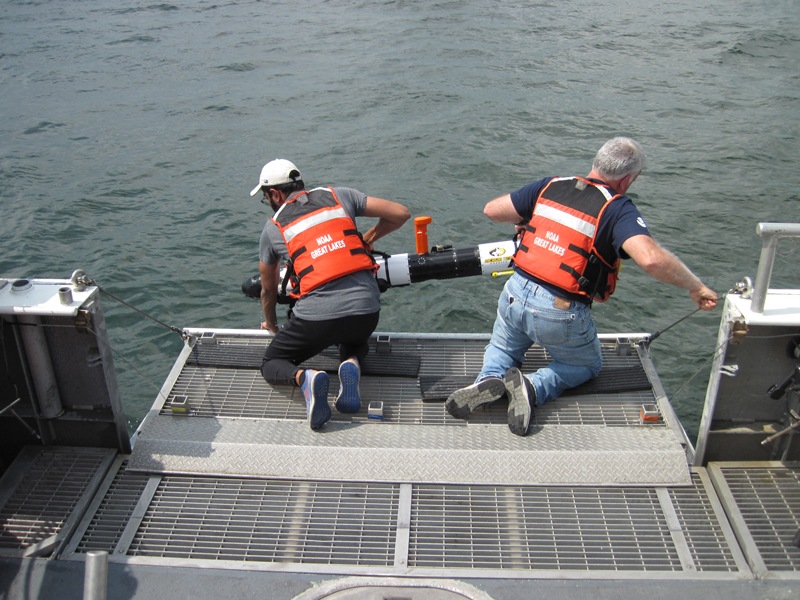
xmin=567 ymin=243 xmax=590 ymax=260
xmin=558 ymin=263 xmax=589 ymax=288
xmin=296 ymin=265 xmax=314 ymax=279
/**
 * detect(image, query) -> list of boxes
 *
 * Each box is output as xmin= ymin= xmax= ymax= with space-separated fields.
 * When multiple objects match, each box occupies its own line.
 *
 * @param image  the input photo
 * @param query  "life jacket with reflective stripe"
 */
xmin=271 ymin=187 xmax=377 ymax=299
xmin=514 ymin=177 xmax=621 ymax=303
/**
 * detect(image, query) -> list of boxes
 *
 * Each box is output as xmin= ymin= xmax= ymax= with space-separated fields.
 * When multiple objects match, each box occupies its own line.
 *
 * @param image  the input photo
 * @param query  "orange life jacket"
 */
xmin=271 ymin=187 xmax=377 ymax=299
xmin=514 ymin=177 xmax=621 ymax=303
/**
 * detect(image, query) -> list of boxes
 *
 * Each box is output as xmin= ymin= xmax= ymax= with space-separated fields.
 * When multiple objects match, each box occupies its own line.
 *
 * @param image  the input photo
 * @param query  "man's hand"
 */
xmin=362 ymin=197 xmax=411 ymax=247
xmin=260 ymin=321 xmax=279 ymax=333
xmin=690 ymin=285 xmax=718 ymax=311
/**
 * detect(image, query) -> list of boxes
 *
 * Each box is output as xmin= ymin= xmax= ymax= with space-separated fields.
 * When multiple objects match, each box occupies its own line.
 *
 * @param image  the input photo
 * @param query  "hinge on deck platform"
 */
xmin=730 ymin=320 xmax=748 ymax=345
xmin=74 ymin=309 xmax=91 ymax=333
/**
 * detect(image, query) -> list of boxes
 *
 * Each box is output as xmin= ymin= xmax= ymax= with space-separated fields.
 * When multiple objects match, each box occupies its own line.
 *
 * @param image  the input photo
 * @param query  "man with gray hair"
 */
xmin=445 ymin=137 xmax=718 ymax=436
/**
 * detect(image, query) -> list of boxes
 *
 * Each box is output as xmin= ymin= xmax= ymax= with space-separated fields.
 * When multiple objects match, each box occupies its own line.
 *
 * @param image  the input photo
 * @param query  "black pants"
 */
xmin=261 ymin=311 xmax=380 ymax=386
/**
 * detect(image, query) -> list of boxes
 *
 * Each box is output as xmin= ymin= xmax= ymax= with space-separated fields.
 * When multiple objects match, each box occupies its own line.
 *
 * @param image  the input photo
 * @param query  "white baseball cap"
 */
xmin=249 ymin=159 xmax=302 ymax=196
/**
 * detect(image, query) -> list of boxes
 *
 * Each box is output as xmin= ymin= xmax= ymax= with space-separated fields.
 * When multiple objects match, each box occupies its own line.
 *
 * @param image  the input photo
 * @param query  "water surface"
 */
xmin=1 ymin=0 xmax=798 ymax=439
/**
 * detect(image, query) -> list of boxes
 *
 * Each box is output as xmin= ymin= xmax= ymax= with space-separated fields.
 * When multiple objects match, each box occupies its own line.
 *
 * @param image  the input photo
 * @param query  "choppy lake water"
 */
xmin=2 ymin=0 xmax=798 ymax=439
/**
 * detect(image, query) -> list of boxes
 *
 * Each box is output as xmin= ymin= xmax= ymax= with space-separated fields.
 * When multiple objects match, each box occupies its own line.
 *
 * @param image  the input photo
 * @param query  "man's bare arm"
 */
xmin=484 ymin=194 xmax=524 ymax=223
xmin=259 ymin=259 xmax=281 ymax=332
xmin=622 ymin=234 xmax=717 ymax=311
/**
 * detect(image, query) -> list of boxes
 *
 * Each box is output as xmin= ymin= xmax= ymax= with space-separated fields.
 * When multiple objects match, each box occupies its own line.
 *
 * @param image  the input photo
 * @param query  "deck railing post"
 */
xmin=751 ymin=223 xmax=800 ymax=314
xmin=83 ymin=550 xmax=108 ymax=600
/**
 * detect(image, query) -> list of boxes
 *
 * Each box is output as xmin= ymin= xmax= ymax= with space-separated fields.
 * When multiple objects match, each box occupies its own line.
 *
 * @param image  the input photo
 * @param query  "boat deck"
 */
xmin=126 ymin=333 xmax=688 ymax=486
xmin=2 ymin=332 xmax=799 ymax=598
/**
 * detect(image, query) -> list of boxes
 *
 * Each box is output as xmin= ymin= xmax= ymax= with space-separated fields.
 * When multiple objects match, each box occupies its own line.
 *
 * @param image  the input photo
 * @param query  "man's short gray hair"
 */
xmin=592 ymin=137 xmax=646 ymax=180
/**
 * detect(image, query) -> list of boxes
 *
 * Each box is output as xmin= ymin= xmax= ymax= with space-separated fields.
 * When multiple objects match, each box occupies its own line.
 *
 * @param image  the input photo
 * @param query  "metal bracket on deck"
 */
xmin=376 ymin=334 xmax=392 ymax=355
xmin=615 ymin=337 xmax=633 ymax=356
xmin=199 ymin=331 xmax=217 ymax=346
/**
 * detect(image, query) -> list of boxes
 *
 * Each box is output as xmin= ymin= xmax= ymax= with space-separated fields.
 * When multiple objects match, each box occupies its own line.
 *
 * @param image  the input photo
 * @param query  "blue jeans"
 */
xmin=477 ymin=273 xmax=602 ymax=405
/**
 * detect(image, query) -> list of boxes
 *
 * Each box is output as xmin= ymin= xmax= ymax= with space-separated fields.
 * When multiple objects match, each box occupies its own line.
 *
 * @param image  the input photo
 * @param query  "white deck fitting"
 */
xmin=727 ymin=289 xmax=800 ymax=326
xmin=0 ymin=278 xmax=96 ymax=317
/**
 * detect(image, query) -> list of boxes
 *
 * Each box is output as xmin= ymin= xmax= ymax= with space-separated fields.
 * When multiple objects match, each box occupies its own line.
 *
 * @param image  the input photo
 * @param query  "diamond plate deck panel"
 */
xmin=128 ymin=417 xmax=690 ymax=485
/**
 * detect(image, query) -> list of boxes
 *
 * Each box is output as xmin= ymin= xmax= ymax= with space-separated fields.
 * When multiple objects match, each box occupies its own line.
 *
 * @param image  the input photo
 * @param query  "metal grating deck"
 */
xmin=0 ymin=447 xmax=114 ymax=557
xmin=128 ymin=478 xmax=398 ymax=565
xmin=72 ymin=460 xmax=151 ymax=555
xmin=708 ymin=462 xmax=800 ymax=575
xmin=409 ymin=484 xmax=681 ymax=570
xmin=669 ymin=472 xmax=743 ymax=572
xmin=161 ymin=366 xmax=658 ymax=428
xmin=160 ymin=336 xmax=652 ymax=427
xmin=62 ymin=461 xmax=749 ymax=578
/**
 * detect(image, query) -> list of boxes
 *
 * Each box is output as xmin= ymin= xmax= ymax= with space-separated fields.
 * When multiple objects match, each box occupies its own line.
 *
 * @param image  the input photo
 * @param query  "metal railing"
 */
xmin=751 ymin=223 xmax=800 ymax=313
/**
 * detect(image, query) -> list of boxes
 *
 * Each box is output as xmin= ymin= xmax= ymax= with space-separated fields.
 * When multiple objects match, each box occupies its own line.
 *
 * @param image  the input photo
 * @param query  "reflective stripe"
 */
xmin=595 ymin=185 xmax=614 ymax=200
xmin=282 ymin=207 xmax=348 ymax=243
xmin=533 ymin=202 xmax=596 ymax=239
xmin=273 ymin=201 xmax=289 ymax=220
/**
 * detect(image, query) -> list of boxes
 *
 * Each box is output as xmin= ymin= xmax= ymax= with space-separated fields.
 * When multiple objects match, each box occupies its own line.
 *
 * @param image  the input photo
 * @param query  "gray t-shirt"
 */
xmin=259 ymin=186 xmax=381 ymax=321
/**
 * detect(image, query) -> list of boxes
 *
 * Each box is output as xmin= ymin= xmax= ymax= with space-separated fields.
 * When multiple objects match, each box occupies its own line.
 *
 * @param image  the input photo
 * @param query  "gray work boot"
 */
xmin=504 ymin=368 xmax=537 ymax=436
xmin=445 ymin=377 xmax=506 ymax=419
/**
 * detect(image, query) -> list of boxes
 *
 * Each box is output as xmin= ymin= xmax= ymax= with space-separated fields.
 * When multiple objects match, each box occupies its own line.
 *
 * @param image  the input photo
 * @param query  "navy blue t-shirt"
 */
xmin=510 ymin=177 xmax=651 ymax=303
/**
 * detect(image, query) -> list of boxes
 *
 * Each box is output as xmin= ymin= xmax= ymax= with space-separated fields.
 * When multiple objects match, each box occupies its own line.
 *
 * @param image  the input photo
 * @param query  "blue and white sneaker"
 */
xmin=300 ymin=369 xmax=331 ymax=430
xmin=335 ymin=358 xmax=361 ymax=414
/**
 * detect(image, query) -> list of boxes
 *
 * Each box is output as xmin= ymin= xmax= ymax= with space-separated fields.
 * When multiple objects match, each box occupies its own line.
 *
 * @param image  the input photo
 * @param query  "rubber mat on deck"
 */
xmin=420 ymin=365 xmax=651 ymax=401
xmin=187 ymin=345 xmax=420 ymax=377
